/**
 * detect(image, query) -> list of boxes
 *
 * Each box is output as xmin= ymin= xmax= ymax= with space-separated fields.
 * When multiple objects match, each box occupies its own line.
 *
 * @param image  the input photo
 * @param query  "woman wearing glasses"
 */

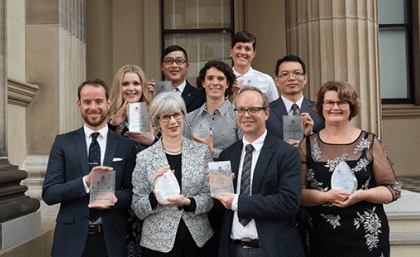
xmin=298 ymin=81 xmax=400 ymax=257
xmin=131 ymin=92 xmax=214 ymax=257
xmin=183 ymin=60 xmax=242 ymax=159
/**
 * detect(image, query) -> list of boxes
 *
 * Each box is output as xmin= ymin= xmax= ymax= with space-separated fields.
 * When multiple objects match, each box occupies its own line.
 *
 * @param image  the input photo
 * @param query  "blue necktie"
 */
xmin=239 ymin=144 xmax=254 ymax=226
xmin=89 ymin=132 xmax=101 ymax=223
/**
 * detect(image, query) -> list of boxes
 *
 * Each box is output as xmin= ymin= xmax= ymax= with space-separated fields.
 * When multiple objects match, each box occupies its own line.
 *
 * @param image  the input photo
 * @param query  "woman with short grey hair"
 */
xmin=131 ymin=92 xmax=214 ymax=257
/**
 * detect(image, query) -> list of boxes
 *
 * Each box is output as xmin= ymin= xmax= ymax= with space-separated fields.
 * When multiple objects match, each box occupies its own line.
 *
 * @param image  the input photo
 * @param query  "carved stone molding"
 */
xmin=7 ymin=78 xmax=39 ymax=107
xmin=382 ymin=105 xmax=420 ymax=119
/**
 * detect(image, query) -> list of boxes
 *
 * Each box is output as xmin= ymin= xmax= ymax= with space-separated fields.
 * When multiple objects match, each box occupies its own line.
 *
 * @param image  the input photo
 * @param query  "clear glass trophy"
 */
xmin=127 ymin=102 xmax=149 ymax=132
xmin=283 ymin=115 xmax=304 ymax=142
xmin=331 ymin=161 xmax=358 ymax=193
xmin=154 ymin=169 xmax=181 ymax=202
xmin=154 ymin=81 xmax=173 ymax=97
xmin=89 ymin=168 xmax=116 ymax=206
xmin=209 ymin=161 xmax=234 ymax=196
xmin=193 ymin=120 xmax=210 ymax=139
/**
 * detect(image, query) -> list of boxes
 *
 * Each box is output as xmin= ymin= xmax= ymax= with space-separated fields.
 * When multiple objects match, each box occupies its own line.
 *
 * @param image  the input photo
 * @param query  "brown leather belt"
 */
xmin=230 ymin=239 xmax=260 ymax=248
xmin=88 ymin=224 xmax=103 ymax=234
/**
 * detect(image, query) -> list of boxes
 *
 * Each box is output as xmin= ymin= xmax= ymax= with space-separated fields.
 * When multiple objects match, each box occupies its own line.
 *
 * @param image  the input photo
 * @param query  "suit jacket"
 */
xmin=217 ymin=133 xmax=305 ymax=257
xmin=131 ymin=137 xmax=214 ymax=253
xmin=266 ymin=97 xmax=325 ymax=140
xmin=182 ymin=81 xmax=206 ymax=113
xmin=42 ymin=127 xmax=137 ymax=257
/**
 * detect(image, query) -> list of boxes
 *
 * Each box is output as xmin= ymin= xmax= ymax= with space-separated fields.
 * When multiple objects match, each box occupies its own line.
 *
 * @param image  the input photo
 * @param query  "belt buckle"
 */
xmin=242 ymin=239 xmax=252 ymax=249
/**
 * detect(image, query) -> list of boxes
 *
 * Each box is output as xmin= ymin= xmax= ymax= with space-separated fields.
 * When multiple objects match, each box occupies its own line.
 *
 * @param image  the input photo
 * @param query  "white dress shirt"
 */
xmin=233 ymin=67 xmax=279 ymax=102
xmin=281 ymin=95 xmax=304 ymax=115
xmin=82 ymin=124 xmax=109 ymax=192
xmin=230 ymin=130 xmax=267 ymax=240
xmin=171 ymin=80 xmax=186 ymax=95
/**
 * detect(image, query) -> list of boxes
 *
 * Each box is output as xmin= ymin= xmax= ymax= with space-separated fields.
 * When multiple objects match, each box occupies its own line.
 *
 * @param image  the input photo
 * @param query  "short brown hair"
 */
xmin=78 ymin=79 xmax=109 ymax=100
xmin=235 ymin=86 xmax=269 ymax=108
xmin=314 ymin=81 xmax=360 ymax=121
xmin=196 ymin=60 xmax=236 ymax=97
xmin=231 ymin=31 xmax=256 ymax=50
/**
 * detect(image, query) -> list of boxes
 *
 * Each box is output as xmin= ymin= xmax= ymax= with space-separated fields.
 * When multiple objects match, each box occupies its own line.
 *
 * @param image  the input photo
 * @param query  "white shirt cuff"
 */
xmin=83 ymin=176 xmax=90 ymax=193
xmin=231 ymin=194 xmax=239 ymax=211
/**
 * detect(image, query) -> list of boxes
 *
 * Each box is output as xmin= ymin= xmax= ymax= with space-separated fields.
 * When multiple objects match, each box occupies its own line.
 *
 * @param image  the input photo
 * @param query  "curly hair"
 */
xmin=314 ymin=81 xmax=360 ymax=121
xmin=196 ymin=60 xmax=236 ymax=98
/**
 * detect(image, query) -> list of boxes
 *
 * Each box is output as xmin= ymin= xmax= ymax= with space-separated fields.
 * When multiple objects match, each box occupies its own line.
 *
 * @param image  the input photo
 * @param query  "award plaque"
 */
xmin=331 ymin=161 xmax=358 ymax=193
xmin=127 ymin=102 xmax=149 ymax=132
xmin=154 ymin=81 xmax=172 ymax=96
xmin=154 ymin=169 xmax=180 ymax=202
xmin=283 ymin=115 xmax=303 ymax=142
xmin=209 ymin=161 xmax=234 ymax=196
xmin=193 ymin=120 xmax=210 ymax=139
xmin=89 ymin=169 xmax=116 ymax=206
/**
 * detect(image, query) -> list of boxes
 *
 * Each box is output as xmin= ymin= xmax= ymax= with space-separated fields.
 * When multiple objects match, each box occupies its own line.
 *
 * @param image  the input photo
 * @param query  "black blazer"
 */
xmin=266 ymin=97 xmax=324 ymax=140
xmin=182 ymin=81 xmax=206 ymax=113
xmin=216 ymin=133 xmax=305 ymax=257
xmin=42 ymin=127 xmax=136 ymax=257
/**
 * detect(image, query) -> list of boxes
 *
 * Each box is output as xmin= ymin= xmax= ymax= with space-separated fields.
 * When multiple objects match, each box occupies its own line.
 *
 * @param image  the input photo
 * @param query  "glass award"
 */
xmin=331 ymin=161 xmax=358 ymax=193
xmin=154 ymin=169 xmax=181 ymax=202
xmin=193 ymin=120 xmax=210 ymax=139
xmin=127 ymin=102 xmax=149 ymax=132
xmin=89 ymin=168 xmax=116 ymax=206
xmin=209 ymin=161 xmax=234 ymax=196
xmin=283 ymin=115 xmax=304 ymax=142
xmin=154 ymin=81 xmax=172 ymax=96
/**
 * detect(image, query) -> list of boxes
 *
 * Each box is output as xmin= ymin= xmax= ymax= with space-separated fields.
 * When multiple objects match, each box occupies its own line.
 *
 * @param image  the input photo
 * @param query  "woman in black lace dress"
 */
xmin=299 ymin=81 xmax=401 ymax=257
xmin=108 ymin=65 xmax=156 ymax=256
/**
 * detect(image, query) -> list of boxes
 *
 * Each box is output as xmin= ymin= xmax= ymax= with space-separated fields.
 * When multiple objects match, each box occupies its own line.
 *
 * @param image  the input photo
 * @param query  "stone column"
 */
xmin=286 ymin=0 xmax=381 ymax=137
xmin=24 ymin=0 xmax=86 ymax=218
xmin=0 ymin=0 xmax=40 ymax=250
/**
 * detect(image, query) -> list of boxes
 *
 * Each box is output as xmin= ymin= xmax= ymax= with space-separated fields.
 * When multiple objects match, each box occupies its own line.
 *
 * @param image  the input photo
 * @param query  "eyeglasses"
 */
xmin=162 ymin=58 xmax=187 ymax=65
xmin=159 ymin=112 xmax=184 ymax=122
xmin=276 ymin=71 xmax=304 ymax=79
xmin=323 ymin=100 xmax=350 ymax=109
xmin=234 ymin=107 xmax=266 ymax=116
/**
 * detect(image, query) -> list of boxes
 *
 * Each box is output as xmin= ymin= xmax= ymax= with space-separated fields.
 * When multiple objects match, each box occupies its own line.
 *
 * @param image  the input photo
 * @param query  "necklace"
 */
xmin=162 ymin=142 xmax=182 ymax=154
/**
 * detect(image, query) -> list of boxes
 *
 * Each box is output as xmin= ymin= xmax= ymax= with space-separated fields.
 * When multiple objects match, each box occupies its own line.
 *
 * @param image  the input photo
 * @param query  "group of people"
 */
xmin=42 ymin=31 xmax=401 ymax=257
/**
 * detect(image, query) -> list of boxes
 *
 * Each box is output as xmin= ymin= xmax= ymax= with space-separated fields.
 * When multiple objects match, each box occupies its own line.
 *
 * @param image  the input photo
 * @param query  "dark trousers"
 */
xmin=82 ymin=232 xmax=109 ymax=257
xmin=228 ymin=241 xmax=263 ymax=257
xmin=142 ymin=219 xmax=203 ymax=257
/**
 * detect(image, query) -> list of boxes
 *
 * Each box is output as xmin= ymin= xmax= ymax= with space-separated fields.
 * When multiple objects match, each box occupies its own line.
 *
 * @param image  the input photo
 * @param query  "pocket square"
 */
xmin=112 ymin=157 xmax=123 ymax=162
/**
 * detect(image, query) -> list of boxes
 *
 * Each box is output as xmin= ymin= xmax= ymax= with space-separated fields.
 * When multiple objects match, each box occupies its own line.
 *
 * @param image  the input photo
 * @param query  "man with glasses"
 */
xmin=266 ymin=55 xmax=324 ymax=146
xmin=149 ymin=45 xmax=205 ymax=113
xmin=212 ymin=87 xmax=304 ymax=257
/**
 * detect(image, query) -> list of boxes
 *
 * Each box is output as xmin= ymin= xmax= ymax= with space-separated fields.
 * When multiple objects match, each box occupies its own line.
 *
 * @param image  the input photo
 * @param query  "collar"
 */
xmin=281 ymin=95 xmax=304 ymax=113
xmin=172 ymin=80 xmax=187 ymax=94
xmin=242 ymin=130 xmax=267 ymax=153
xmin=84 ymin=124 xmax=109 ymax=139
xmin=198 ymin=98 xmax=231 ymax=116
xmin=232 ymin=67 xmax=254 ymax=77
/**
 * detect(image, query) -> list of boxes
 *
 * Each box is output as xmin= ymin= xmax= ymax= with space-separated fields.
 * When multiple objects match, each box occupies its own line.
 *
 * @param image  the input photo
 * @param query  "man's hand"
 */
xmin=212 ymin=193 xmax=235 ymax=210
xmin=88 ymin=193 xmax=118 ymax=210
xmin=85 ymin=166 xmax=114 ymax=188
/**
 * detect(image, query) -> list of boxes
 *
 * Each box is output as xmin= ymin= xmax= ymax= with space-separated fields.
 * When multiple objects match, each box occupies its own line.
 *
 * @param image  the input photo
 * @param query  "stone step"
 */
xmin=390 ymin=232 xmax=420 ymax=257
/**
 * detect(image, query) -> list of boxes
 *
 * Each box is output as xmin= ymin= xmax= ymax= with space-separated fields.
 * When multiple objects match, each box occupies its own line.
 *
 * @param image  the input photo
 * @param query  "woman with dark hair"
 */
xmin=183 ymin=60 xmax=242 ymax=159
xmin=299 ymin=81 xmax=401 ymax=257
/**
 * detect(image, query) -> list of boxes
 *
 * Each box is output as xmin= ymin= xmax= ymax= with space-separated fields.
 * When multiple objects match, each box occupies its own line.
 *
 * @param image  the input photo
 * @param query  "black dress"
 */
xmin=299 ymin=131 xmax=401 ymax=257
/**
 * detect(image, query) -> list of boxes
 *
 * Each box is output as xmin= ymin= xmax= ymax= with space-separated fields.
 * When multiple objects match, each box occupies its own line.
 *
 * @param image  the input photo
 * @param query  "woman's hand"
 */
xmin=152 ymin=165 xmax=171 ymax=183
xmin=325 ymin=189 xmax=350 ymax=206
xmin=126 ymin=123 xmax=155 ymax=146
xmin=228 ymin=75 xmax=243 ymax=103
xmin=192 ymin=130 xmax=214 ymax=154
xmin=147 ymin=79 xmax=155 ymax=96
xmin=110 ymin=100 xmax=129 ymax=126
xmin=301 ymin=113 xmax=314 ymax=136
xmin=333 ymin=190 xmax=366 ymax=208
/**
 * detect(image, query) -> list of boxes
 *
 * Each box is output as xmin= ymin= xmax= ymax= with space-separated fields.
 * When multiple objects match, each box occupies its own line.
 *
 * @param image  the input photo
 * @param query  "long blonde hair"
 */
xmin=108 ymin=65 xmax=153 ymax=120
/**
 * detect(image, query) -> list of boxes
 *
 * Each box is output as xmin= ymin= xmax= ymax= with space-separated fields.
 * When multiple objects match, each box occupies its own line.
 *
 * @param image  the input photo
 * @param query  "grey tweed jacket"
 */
xmin=131 ymin=137 xmax=214 ymax=253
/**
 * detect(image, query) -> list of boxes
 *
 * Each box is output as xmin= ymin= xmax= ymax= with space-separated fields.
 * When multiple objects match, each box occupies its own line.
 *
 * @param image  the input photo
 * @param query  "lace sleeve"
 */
xmin=372 ymin=136 xmax=401 ymax=202
xmin=299 ymin=137 xmax=309 ymax=187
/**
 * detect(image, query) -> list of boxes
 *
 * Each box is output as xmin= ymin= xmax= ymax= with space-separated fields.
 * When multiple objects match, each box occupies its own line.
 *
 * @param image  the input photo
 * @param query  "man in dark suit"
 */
xmin=148 ymin=45 xmax=205 ymax=113
xmin=42 ymin=79 xmax=136 ymax=257
xmin=212 ymin=87 xmax=304 ymax=257
xmin=266 ymin=55 xmax=324 ymax=146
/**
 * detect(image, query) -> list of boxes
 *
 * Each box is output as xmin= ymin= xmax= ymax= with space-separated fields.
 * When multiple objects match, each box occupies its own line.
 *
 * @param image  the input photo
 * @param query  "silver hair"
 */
xmin=149 ymin=92 xmax=187 ymax=128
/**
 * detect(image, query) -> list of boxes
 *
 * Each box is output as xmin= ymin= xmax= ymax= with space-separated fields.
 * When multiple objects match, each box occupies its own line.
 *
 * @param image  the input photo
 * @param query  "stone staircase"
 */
xmin=386 ymin=189 xmax=420 ymax=257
